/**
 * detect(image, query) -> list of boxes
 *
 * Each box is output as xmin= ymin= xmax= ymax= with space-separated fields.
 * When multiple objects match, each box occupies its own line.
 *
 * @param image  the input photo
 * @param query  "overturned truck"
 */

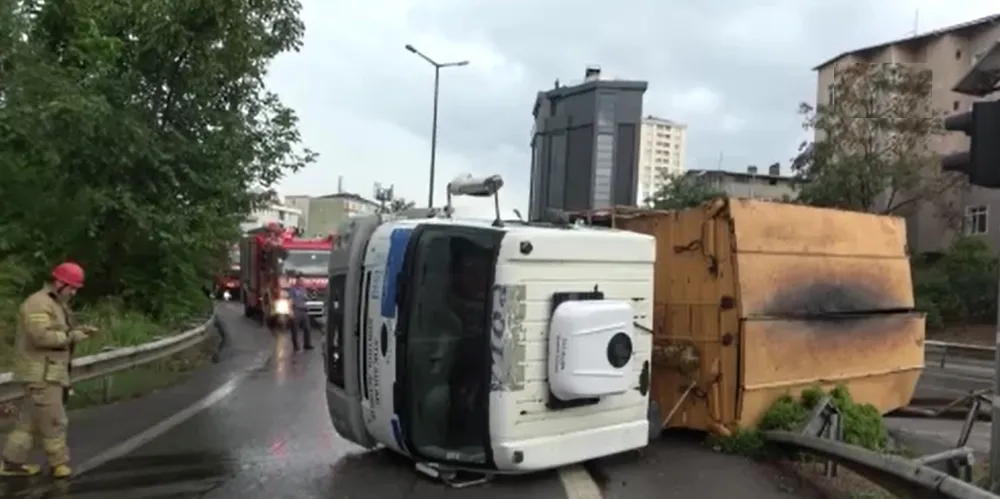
xmin=571 ymin=198 xmax=924 ymax=435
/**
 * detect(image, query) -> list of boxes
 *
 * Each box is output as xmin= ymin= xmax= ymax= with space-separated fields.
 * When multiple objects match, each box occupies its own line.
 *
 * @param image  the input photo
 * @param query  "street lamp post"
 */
xmin=404 ymin=44 xmax=469 ymax=208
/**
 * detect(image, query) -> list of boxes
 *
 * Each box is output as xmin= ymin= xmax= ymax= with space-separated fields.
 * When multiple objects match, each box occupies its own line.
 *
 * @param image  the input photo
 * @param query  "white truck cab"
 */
xmin=322 ymin=175 xmax=656 ymax=481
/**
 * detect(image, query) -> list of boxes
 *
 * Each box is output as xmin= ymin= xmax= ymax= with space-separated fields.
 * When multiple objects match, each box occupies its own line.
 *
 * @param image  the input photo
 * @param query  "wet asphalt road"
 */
xmin=4 ymin=304 xmax=818 ymax=498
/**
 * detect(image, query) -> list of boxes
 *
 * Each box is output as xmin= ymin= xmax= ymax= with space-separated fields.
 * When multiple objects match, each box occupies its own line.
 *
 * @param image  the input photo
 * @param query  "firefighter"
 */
xmin=0 ymin=262 xmax=99 ymax=479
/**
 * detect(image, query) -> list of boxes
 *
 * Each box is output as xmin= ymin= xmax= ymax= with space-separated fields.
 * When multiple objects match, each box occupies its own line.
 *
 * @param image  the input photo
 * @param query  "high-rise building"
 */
xmin=529 ymin=66 xmax=648 ymax=220
xmin=636 ymin=116 xmax=687 ymax=204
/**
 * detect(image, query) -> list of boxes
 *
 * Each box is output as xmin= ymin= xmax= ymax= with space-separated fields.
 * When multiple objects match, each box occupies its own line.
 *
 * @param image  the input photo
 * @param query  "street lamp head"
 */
xmin=454 ymin=60 xmax=470 ymax=67
xmin=404 ymin=44 xmax=417 ymax=53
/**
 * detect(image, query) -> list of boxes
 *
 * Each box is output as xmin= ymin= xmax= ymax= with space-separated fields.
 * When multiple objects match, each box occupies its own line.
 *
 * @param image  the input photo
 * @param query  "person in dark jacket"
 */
xmin=286 ymin=273 xmax=313 ymax=351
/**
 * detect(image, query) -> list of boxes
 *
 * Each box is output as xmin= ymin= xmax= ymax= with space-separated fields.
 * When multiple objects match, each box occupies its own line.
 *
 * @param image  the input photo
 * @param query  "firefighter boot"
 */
xmin=0 ymin=461 xmax=41 ymax=476
xmin=51 ymin=464 xmax=72 ymax=479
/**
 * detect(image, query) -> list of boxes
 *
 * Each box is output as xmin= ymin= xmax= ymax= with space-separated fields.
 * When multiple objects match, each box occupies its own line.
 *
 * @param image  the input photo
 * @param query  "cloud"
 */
xmin=270 ymin=0 xmax=1000 ymax=213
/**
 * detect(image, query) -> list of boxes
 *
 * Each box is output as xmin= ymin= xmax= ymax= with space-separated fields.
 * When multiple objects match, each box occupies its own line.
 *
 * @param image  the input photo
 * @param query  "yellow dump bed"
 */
xmin=577 ymin=199 xmax=925 ymax=433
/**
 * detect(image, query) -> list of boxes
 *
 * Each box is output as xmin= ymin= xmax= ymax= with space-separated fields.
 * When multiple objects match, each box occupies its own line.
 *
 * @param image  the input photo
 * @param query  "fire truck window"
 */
xmin=284 ymin=250 xmax=331 ymax=276
xmin=327 ymin=274 xmax=346 ymax=388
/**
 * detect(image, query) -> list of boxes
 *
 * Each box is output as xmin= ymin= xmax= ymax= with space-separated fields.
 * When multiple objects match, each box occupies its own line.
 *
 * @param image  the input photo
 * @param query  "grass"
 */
xmin=66 ymin=336 xmax=215 ymax=409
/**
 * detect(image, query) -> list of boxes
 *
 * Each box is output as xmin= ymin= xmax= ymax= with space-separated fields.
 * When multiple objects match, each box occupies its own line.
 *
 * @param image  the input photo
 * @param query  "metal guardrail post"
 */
xmin=99 ymin=346 xmax=117 ymax=403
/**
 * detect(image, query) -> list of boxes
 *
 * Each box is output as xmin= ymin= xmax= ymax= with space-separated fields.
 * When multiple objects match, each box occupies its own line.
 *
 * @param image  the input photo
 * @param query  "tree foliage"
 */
xmin=792 ymin=63 xmax=958 ymax=217
xmin=912 ymin=237 xmax=997 ymax=330
xmin=0 ymin=0 xmax=314 ymax=320
xmin=646 ymin=172 xmax=726 ymax=210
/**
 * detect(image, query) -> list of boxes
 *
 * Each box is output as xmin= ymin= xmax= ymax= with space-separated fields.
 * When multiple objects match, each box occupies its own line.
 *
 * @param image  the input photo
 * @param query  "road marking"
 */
xmin=76 ymin=310 xmax=267 ymax=475
xmin=558 ymin=464 xmax=603 ymax=499
xmin=76 ymin=372 xmax=251 ymax=475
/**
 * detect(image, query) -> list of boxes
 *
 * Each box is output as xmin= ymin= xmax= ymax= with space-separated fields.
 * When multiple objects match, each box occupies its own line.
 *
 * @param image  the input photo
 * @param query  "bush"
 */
xmin=710 ymin=385 xmax=888 ymax=457
xmin=912 ymin=237 xmax=997 ymax=329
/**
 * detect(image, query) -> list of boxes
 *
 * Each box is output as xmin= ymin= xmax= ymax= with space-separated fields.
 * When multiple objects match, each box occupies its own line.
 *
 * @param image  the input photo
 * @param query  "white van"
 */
xmin=322 ymin=175 xmax=656 ymax=482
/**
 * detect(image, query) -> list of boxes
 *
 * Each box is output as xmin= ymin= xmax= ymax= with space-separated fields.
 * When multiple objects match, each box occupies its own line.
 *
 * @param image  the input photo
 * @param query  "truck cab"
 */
xmin=323 ymin=175 xmax=656 ymax=480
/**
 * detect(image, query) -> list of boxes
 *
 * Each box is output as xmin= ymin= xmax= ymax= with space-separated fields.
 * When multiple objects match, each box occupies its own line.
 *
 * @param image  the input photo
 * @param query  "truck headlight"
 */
xmin=273 ymin=298 xmax=291 ymax=315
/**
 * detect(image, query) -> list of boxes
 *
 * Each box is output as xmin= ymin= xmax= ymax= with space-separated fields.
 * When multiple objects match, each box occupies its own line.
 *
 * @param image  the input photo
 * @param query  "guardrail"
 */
xmin=926 ymin=340 xmax=995 ymax=368
xmin=767 ymin=395 xmax=999 ymax=498
xmin=0 ymin=314 xmax=217 ymax=404
xmin=765 ymin=431 xmax=996 ymax=499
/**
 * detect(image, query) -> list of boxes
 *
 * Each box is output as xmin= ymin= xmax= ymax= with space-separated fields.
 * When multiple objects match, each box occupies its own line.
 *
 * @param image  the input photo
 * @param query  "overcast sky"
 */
xmin=269 ymin=0 xmax=999 ymax=216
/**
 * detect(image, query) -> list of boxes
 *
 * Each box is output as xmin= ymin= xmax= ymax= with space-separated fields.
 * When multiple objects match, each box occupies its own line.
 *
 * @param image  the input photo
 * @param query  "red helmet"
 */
xmin=52 ymin=262 xmax=85 ymax=288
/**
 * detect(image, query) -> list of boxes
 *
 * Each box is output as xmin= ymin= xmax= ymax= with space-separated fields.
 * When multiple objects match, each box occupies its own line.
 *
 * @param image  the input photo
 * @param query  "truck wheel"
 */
xmin=647 ymin=400 xmax=664 ymax=441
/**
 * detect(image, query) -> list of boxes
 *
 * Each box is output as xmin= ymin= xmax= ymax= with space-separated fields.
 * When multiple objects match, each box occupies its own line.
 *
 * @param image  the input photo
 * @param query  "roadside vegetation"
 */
xmin=0 ymin=0 xmax=312 ymax=390
xmin=709 ymin=385 xmax=889 ymax=458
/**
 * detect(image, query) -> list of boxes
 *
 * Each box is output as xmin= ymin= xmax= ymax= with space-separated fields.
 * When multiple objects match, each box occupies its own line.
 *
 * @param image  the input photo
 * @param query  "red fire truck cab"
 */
xmin=240 ymin=225 xmax=333 ymax=324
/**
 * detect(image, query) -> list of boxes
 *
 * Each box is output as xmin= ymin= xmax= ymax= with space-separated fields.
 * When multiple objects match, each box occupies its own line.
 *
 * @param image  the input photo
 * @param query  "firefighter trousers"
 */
xmin=2 ymin=382 xmax=70 ymax=467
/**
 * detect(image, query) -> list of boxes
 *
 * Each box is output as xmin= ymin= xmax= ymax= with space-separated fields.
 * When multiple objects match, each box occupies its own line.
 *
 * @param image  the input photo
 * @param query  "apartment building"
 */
xmin=529 ymin=66 xmax=648 ymax=221
xmin=814 ymin=13 xmax=1000 ymax=254
xmin=688 ymin=164 xmax=797 ymax=201
xmin=636 ymin=116 xmax=687 ymax=203
xmin=285 ymin=192 xmax=379 ymax=237
xmin=241 ymin=203 xmax=302 ymax=233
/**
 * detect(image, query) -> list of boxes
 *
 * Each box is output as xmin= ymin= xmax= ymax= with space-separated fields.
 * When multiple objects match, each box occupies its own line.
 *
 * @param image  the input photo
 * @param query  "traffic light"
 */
xmin=941 ymin=100 xmax=1000 ymax=188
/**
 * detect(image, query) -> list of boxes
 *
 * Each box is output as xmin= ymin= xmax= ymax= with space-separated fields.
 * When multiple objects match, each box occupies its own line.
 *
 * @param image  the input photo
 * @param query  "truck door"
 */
xmin=324 ymin=216 xmax=379 ymax=449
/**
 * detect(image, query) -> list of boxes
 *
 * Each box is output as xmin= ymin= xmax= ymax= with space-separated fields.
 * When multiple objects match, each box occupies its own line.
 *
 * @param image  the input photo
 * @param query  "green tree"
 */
xmin=912 ymin=237 xmax=997 ymax=329
xmin=0 ymin=0 xmax=314 ymax=320
xmin=792 ymin=63 xmax=959 ymax=218
xmin=646 ymin=172 xmax=726 ymax=210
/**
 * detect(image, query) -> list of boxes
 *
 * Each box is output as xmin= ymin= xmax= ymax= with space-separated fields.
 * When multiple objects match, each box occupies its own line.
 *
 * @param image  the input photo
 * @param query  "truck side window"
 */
xmin=327 ymin=273 xmax=347 ymax=387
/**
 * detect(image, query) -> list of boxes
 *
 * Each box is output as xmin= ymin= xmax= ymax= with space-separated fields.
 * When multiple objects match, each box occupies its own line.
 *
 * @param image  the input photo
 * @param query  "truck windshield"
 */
xmin=284 ymin=250 xmax=330 ymax=276
xmin=399 ymin=225 xmax=502 ymax=465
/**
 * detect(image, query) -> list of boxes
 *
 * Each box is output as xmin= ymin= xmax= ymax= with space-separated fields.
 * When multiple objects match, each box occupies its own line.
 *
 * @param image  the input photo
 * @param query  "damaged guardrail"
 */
xmin=0 ymin=314 xmax=217 ymax=404
xmin=764 ymin=396 xmax=998 ymax=499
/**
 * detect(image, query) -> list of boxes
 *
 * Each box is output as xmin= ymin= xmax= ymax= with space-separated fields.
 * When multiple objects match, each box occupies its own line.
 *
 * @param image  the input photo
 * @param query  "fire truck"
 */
xmin=240 ymin=224 xmax=333 ymax=326
xmin=213 ymin=243 xmax=241 ymax=301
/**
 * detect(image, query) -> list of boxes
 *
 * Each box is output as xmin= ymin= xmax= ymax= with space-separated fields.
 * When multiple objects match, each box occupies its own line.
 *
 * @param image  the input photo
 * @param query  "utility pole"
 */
xmin=404 ymin=44 xmax=469 ymax=208
xmin=942 ymin=42 xmax=1000 ymax=490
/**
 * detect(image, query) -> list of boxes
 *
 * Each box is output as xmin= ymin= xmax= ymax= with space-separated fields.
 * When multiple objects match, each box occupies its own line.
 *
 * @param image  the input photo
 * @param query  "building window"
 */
xmin=953 ymin=101 xmax=960 ymax=111
xmin=278 ymin=211 xmax=286 ymax=222
xmin=956 ymin=50 xmax=962 ymax=60
xmin=965 ymin=205 xmax=988 ymax=235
